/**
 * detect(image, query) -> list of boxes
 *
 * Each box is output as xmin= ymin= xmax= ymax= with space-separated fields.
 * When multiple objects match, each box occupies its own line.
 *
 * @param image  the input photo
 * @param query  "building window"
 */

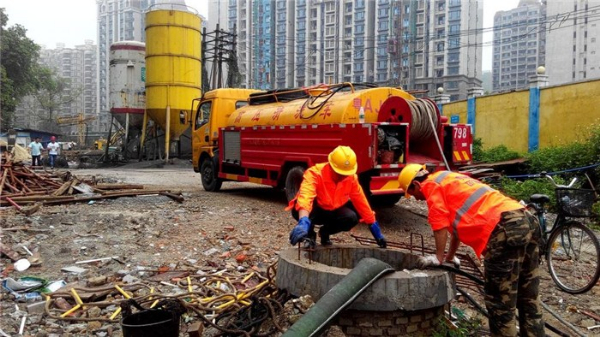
xmin=447 ymin=66 xmax=459 ymax=75
xmin=449 ymin=10 xmax=460 ymax=20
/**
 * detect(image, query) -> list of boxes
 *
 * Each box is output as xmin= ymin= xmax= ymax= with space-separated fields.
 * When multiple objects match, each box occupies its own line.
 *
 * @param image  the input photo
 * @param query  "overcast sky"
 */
xmin=1 ymin=0 xmax=519 ymax=71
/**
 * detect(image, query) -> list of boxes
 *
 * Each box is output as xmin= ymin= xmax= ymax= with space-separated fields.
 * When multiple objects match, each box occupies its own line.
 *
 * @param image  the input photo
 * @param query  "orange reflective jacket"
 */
xmin=422 ymin=171 xmax=524 ymax=257
xmin=286 ymin=163 xmax=376 ymax=224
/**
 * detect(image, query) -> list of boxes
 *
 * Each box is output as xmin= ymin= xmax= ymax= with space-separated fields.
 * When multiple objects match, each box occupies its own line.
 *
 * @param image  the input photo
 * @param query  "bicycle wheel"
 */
xmin=546 ymin=221 xmax=600 ymax=294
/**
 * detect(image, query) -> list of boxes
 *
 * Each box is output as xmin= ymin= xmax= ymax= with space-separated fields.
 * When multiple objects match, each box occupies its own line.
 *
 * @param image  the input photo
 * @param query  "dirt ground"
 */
xmin=1 ymin=160 xmax=599 ymax=336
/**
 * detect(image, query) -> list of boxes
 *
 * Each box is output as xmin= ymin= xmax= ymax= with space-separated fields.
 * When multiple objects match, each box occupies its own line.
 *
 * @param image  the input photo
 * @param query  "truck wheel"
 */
xmin=285 ymin=166 xmax=305 ymax=202
xmin=370 ymin=194 xmax=402 ymax=208
xmin=201 ymin=158 xmax=222 ymax=192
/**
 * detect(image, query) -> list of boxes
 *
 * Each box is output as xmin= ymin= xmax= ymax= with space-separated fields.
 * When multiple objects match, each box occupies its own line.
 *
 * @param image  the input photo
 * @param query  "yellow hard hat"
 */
xmin=328 ymin=146 xmax=358 ymax=176
xmin=398 ymin=164 xmax=427 ymax=198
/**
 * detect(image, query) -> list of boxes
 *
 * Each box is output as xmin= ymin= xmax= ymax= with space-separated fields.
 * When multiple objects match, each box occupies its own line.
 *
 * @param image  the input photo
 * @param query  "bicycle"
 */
xmin=527 ymin=172 xmax=600 ymax=294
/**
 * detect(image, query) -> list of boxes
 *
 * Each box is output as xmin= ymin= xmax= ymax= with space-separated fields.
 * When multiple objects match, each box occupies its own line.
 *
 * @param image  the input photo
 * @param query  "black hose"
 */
xmin=433 ymin=264 xmax=484 ymax=285
xmin=439 ymin=266 xmax=576 ymax=337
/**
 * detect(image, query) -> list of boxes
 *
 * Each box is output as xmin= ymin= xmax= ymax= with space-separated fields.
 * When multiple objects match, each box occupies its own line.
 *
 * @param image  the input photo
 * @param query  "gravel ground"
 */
xmin=1 ymin=160 xmax=599 ymax=336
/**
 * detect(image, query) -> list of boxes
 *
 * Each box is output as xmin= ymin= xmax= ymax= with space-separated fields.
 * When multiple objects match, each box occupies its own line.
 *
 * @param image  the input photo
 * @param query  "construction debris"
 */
xmin=0 ymin=162 xmax=183 ymax=213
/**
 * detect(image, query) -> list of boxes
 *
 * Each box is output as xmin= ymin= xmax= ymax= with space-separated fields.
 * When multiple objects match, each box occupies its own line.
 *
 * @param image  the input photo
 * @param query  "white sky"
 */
xmin=1 ymin=0 xmax=519 ymax=71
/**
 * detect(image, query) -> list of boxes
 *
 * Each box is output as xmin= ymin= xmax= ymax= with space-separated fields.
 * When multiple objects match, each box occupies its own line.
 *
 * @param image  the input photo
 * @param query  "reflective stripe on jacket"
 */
xmin=285 ymin=163 xmax=376 ymax=224
xmin=422 ymin=171 xmax=524 ymax=257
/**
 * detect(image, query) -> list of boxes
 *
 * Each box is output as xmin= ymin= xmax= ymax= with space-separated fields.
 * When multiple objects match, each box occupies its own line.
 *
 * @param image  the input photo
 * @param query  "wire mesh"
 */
xmin=555 ymin=188 xmax=596 ymax=217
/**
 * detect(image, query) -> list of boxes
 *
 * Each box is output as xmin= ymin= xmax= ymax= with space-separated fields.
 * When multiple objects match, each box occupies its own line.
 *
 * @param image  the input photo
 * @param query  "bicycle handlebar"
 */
xmin=539 ymin=172 xmax=577 ymax=188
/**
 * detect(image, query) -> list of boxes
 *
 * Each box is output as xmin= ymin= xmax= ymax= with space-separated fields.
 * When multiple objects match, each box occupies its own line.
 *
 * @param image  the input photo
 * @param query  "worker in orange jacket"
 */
xmin=398 ymin=164 xmax=544 ymax=337
xmin=287 ymin=146 xmax=386 ymax=248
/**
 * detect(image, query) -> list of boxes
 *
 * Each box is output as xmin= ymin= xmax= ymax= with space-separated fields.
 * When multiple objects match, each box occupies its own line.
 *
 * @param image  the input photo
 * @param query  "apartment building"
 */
xmin=545 ymin=0 xmax=600 ymax=85
xmin=14 ymin=41 xmax=97 ymax=134
xmin=215 ymin=0 xmax=482 ymax=100
xmin=391 ymin=0 xmax=483 ymax=100
xmin=492 ymin=0 xmax=546 ymax=92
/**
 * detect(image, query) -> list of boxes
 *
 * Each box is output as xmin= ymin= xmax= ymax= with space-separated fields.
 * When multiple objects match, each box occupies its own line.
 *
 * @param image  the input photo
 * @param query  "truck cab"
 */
xmin=191 ymin=89 xmax=260 ymax=189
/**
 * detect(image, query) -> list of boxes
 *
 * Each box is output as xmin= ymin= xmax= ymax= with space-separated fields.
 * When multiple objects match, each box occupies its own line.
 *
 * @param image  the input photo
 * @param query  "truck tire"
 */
xmin=201 ymin=158 xmax=222 ymax=192
xmin=285 ymin=166 xmax=305 ymax=202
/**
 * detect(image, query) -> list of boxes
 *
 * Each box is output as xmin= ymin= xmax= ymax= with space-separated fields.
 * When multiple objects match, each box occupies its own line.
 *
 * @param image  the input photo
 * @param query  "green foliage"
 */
xmin=32 ymin=67 xmax=80 ymax=132
xmin=471 ymin=138 xmax=522 ymax=163
xmin=432 ymin=315 xmax=485 ymax=337
xmin=497 ymin=177 xmax=561 ymax=206
xmin=592 ymin=201 xmax=600 ymax=220
xmin=478 ymin=145 xmax=522 ymax=164
xmin=0 ymin=8 xmax=41 ymax=130
xmin=472 ymin=138 xmax=484 ymax=162
xmin=525 ymin=123 xmax=600 ymax=174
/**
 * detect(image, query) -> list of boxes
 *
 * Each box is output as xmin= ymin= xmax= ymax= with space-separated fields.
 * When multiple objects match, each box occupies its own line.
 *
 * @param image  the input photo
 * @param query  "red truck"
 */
xmin=189 ymin=83 xmax=472 ymax=206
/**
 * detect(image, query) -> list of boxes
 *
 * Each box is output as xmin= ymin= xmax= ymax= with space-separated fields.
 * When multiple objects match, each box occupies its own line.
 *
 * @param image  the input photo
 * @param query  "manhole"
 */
xmin=277 ymin=246 xmax=455 ymax=336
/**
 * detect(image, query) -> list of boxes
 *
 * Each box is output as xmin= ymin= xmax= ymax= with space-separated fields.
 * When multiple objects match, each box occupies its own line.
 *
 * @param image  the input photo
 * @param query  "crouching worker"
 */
xmin=287 ymin=146 xmax=386 ymax=249
xmin=398 ymin=164 xmax=544 ymax=337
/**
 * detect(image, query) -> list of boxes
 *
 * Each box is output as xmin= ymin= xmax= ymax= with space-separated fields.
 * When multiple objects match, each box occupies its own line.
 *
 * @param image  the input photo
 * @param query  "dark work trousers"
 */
xmin=483 ymin=209 xmax=544 ymax=337
xmin=291 ymin=202 xmax=359 ymax=236
xmin=31 ymin=155 xmax=41 ymax=166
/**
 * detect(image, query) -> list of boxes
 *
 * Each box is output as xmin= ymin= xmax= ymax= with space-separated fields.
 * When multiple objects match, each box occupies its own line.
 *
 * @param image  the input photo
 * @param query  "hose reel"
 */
xmin=406 ymin=99 xmax=440 ymax=142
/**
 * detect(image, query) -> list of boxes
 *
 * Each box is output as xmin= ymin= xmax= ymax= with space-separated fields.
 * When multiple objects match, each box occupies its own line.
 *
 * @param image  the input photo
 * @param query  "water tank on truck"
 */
xmin=190 ymin=83 xmax=473 ymax=207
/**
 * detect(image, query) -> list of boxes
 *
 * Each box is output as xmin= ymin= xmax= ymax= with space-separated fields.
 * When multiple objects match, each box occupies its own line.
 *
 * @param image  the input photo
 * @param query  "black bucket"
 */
xmin=121 ymin=309 xmax=180 ymax=337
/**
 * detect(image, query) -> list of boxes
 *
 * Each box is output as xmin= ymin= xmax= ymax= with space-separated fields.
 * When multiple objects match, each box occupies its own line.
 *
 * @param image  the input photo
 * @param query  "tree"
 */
xmin=33 ymin=67 xmax=80 ymax=133
xmin=0 ymin=9 xmax=41 ymax=131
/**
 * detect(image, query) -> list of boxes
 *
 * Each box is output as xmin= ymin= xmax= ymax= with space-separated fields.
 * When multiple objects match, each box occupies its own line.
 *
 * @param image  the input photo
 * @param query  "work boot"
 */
xmin=320 ymin=231 xmax=332 ymax=246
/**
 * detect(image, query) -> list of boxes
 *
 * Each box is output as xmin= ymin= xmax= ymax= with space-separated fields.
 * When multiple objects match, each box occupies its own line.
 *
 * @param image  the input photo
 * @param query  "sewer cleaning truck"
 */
xmin=187 ymin=82 xmax=472 ymax=207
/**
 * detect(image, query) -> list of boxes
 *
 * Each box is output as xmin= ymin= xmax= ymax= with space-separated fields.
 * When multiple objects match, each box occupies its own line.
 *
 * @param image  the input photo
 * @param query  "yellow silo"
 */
xmin=143 ymin=6 xmax=201 ymax=160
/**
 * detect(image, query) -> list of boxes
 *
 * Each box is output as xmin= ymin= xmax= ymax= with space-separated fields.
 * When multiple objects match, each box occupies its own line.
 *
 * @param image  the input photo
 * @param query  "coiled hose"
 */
xmin=406 ymin=99 xmax=439 ymax=142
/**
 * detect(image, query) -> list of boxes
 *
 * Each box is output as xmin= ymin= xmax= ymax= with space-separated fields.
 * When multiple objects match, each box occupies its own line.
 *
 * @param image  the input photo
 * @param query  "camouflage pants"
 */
xmin=483 ymin=209 xmax=545 ymax=337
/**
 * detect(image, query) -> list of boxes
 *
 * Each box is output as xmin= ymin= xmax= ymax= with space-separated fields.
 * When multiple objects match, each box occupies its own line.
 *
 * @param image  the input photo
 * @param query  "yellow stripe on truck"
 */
xmin=453 ymin=151 xmax=461 ymax=161
xmin=379 ymin=180 xmax=400 ymax=191
xmin=225 ymin=174 xmax=238 ymax=180
xmin=248 ymin=177 xmax=263 ymax=184
xmin=462 ymin=150 xmax=470 ymax=161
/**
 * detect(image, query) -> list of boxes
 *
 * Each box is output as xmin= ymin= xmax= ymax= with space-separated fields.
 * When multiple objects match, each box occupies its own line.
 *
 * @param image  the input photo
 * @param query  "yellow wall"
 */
xmin=539 ymin=80 xmax=600 ymax=148
xmin=441 ymin=100 xmax=467 ymax=123
xmin=441 ymin=79 xmax=600 ymax=153
xmin=475 ymin=91 xmax=530 ymax=153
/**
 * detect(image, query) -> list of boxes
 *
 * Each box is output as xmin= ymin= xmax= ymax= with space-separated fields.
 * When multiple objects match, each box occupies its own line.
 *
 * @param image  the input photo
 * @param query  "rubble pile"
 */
xmin=0 ymin=162 xmax=183 ymax=213
xmin=0 ymin=257 xmax=313 ymax=336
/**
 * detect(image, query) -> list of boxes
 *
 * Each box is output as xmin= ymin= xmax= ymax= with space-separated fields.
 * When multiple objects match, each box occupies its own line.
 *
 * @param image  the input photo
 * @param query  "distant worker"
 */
xmin=398 ymin=164 xmax=544 ymax=337
xmin=287 ymin=146 xmax=387 ymax=249
xmin=28 ymin=137 xmax=44 ymax=167
xmin=46 ymin=136 xmax=60 ymax=169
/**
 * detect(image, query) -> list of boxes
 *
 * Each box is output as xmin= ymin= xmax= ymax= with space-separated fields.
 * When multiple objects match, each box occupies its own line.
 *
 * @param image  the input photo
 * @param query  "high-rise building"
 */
xmin=14 ymin=41 xmax=97 ymax=134
xmin=215 ymin=0 xmax=482 ymax=100
xmin=545 ymin=0 xmax=600 ymax=85
xmin=392 ymin=0 xmax=483 ymax=100
xmin=492 ymin=0 xmax=546 ymax=92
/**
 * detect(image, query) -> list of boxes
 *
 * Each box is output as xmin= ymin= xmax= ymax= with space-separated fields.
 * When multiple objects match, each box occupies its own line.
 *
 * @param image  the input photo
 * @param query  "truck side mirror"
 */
xmin=179 ymin=110 xmax=186 ymax=124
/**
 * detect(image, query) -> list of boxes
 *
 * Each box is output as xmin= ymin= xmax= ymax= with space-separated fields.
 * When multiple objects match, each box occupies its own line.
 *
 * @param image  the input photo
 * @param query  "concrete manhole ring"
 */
xmin=276 ymin=246 xmax=456 ymax=336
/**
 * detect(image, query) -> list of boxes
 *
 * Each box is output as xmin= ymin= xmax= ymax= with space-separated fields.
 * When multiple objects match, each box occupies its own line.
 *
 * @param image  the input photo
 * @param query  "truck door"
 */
xmin=192 ymin=100 xmax=213 ymax=166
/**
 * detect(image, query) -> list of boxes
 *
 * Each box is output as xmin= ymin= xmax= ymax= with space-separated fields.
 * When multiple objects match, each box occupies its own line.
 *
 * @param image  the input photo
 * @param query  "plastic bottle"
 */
xmin=359 ymin=107 xmax=365 ymax=123
xmin=16 ymin=292 xmax=43 ymax=302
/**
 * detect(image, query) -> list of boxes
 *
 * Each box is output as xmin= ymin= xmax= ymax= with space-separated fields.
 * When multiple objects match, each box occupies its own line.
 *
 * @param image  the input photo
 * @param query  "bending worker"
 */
xmin=398 ymin=164 xmax=544 ymax=336
xmin=287 ymin=146 xmax=386 ymax=248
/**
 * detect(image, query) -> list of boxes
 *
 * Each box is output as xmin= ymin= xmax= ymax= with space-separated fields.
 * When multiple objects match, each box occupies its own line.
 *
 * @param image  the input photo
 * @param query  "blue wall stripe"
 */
xmin=528 ymin=87 xmax=540 ymax=152
xmin=437 ymin=103 xmax=443 ymax=114
xmin=467 ymin=97 xmax=476 ymax=135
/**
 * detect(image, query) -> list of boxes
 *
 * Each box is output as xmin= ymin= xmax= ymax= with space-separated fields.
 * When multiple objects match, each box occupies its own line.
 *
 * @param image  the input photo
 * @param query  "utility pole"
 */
xmin=202 ymin=24 xmax=239 ymax=90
